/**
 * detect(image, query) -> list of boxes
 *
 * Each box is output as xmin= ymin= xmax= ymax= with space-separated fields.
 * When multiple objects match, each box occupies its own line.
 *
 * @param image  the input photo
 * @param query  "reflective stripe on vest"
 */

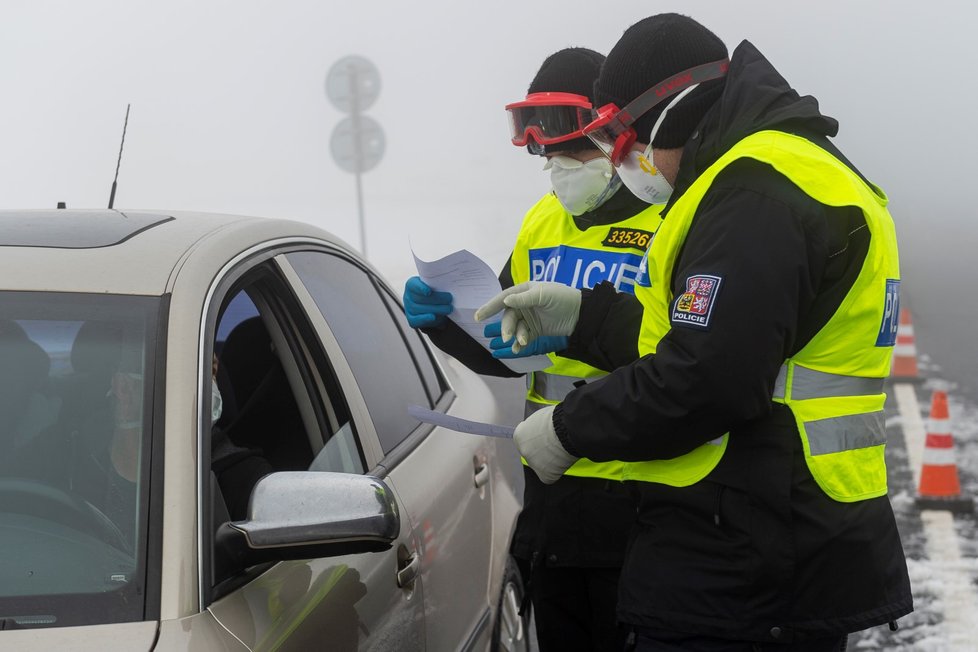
xmin=772 ymin=363 xmax=887 ymax=457
xmin=805 ymin=411 xmax=885 ymax=455
xmin=624 ymin=130 xmax=899 ymax=501
xmin=524 ymin=400 xmax=548 ymax=418
xmin=530 ymin=372 xmax=585 ymax=402
xmin=772 ymin=364 xmax=885 ymax=401
xmin=511 ymin=193 xmax=663 ymax=482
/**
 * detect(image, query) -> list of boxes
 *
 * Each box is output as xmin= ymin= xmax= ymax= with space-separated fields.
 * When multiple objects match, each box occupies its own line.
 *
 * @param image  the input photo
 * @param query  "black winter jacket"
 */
xmin=553 ymin=41 xmax=913 ymax=642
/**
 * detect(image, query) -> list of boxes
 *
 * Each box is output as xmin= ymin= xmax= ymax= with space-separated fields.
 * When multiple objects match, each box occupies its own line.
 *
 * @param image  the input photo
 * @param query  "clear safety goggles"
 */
xmin=582 ymin=58 xmax=730 ymax=166
xmin=506 ymin=92 xmax=594 ymax=149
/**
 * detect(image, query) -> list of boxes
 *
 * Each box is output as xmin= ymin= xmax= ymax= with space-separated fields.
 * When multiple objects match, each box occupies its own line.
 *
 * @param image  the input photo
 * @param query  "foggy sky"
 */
xmin=3 ymin=0 xmax=976 ymax=388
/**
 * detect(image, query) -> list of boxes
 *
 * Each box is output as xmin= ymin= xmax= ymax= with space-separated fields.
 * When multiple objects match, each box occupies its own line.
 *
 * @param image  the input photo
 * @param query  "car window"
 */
xmin=207 ymin=268 xmax=369 ymax=591
xmin=0 ymin=291 xmax=160 ymax=629
xmin=216 ymin=290 xmax=260 ymax=343
xmin=286 ymin=251 xmax=435 ymax=454
xmin=377 ymin=289 xmax=445 ymax=405
xmin=216 ymin=285 xmax=364 ymax=477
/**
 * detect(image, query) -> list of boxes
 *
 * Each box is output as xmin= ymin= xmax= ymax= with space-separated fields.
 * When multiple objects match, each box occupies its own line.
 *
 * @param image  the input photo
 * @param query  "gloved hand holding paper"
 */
xmin=474 ymin=281 xmax=582 ymax=354
xmin=484 ymin=320 xmax=568 ymax=359
xmin=403 ymin=276 xmax=453 ymax=328
xmin=412 ymin=248 xmax=552 ymax=373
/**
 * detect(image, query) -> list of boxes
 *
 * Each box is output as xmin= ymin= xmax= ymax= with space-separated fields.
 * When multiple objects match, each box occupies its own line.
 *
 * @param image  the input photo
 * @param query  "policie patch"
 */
xmin=875 ymin=279 xmax=900 ymax=346
xmin=671 ymin=275 xmax=723 ymax=329
xmin=602 ymin=227 xmax=655 ymax=251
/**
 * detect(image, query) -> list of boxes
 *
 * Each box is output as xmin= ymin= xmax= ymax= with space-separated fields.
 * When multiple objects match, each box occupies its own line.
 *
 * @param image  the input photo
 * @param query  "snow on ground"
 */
xmin=851 ymin=376 xmax=978 ymax=650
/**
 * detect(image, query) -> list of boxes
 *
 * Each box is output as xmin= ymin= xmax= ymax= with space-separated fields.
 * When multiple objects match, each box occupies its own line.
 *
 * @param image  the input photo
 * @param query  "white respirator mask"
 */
xmin=545 ymin=155 xmax=622 ymax=216
xmin=616 ymin=84 xmax=698 ymax=205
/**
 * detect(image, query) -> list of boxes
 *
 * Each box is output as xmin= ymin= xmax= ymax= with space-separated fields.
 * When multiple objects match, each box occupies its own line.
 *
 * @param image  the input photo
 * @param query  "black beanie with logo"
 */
xmin=523 ymin=47 xmax=605 ymax=155
xmin=594 ymin=14 xmax=728 ymax=148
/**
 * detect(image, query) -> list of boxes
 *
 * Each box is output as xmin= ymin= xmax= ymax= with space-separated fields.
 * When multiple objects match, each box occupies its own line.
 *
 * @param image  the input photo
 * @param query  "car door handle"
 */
xmin=397 ymin=552 xmax=421 ymax=588
xmin=474 ymin=463 xmax=490 ymax=488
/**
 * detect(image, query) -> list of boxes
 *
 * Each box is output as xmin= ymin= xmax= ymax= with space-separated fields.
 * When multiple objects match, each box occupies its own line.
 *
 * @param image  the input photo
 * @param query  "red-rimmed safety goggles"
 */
xmin=506 ymin=92 xmax=593 ymax=149
xmin=583 ymin=59 xmax=730 ymax=165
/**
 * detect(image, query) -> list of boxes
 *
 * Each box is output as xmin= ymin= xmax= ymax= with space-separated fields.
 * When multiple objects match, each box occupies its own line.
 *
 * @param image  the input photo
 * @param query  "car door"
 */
xmin=282 ymin=250 xmax=497 ymax=650
xmin=198 ymin=257 xmax=426 ymax=652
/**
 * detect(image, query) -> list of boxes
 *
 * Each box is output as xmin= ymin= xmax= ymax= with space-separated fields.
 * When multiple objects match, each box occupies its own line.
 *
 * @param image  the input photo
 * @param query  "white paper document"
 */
xmin=408 ymin=404 xmax=515 ymax=439
xmin=412 ymin=248 xmax=551 ymax=374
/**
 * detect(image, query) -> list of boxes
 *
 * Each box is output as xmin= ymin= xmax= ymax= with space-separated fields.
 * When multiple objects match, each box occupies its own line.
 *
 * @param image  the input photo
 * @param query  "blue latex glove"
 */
xmin=483 ymin=320 xmax=568 ymax=359
xmin=403 ymin=276 xmax=453 ymax=329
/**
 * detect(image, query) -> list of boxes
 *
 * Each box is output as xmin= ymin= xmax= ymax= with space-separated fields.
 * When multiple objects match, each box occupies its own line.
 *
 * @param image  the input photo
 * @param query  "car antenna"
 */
xmin=107 ymin=103 xmax=131 ymax=210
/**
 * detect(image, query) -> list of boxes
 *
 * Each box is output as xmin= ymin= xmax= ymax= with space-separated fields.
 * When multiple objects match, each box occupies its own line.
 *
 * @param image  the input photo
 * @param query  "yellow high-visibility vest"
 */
xmin=511 ymin=192 xmax=663 ymax=480
xmin=626 ymin=130 xmax=900 ymax=502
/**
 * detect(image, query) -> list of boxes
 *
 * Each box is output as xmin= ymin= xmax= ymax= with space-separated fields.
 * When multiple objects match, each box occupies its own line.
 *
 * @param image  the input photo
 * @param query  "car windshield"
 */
xmin=0 ymin=291 xmax=161 ymax=629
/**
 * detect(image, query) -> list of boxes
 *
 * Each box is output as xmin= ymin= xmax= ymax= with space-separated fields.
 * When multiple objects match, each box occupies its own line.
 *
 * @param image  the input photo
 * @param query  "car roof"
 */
xmin=0 ymin=209 xmax=354 ymax=295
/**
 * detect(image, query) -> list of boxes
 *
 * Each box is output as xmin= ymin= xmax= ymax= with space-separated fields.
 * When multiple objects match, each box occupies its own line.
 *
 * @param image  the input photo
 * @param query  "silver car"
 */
xmin=0 ymin=209 xmax=529 ymax=651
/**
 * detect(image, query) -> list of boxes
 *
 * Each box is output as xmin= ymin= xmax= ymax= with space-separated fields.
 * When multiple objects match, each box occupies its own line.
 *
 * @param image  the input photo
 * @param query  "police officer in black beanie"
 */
xmin=476 ymin=13 xmax=913 ymax=651
xmin=404 ymin=47 xmax=666 ymax=651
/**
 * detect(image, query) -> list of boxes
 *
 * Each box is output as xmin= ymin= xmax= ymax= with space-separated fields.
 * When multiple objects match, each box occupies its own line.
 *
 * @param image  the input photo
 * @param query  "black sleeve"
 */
xmin=420 ymin=251 xmax=522 ymax=379
xmin=423 ymin=320 xmax=522 ymax=377
xmin=554 ymin=164 xmax=827 ymax=461
xmin=498 ymin=253 xmax=515 ymax=290
xmin=562 ymin=282 xmax=643 ymax=371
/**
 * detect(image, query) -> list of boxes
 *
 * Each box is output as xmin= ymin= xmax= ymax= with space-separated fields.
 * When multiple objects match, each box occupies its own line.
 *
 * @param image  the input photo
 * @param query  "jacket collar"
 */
xmin=665 ymin=40 xmax=841 ymax=212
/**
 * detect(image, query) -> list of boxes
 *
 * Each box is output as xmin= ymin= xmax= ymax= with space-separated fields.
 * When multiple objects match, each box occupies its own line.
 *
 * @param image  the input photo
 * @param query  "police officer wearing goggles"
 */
xmin=404 ymin=47 xmax=663 ymax=651
xmin=476 ymin=14 xmax=912 ymax=651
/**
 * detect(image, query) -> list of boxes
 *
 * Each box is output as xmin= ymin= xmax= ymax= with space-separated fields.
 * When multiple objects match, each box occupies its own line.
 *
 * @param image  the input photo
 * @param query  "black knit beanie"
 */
xmin=594 ymin=14 xmax=728 ymax=148
xmin=524 ymin=47 xmax=605 ymax=154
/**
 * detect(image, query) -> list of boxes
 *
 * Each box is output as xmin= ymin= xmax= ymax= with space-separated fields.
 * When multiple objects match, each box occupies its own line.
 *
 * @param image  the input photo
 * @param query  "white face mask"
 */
xmin=617 ymin=146 xmax=674 ymax=205
xmin=211 ymin=377 xmax=223 ymax=425
xmin=545 ymin=155 xmax=621 ymax=216
xmin=616 ymin=84 xmax=699 ymax=205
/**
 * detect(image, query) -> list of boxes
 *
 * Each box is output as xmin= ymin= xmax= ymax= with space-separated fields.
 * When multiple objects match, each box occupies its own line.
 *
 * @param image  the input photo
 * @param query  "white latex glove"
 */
xmin=514 ymin=405 xmax=578 ymax=484
xmin=474 ymin=281 xmax=582 ymax=354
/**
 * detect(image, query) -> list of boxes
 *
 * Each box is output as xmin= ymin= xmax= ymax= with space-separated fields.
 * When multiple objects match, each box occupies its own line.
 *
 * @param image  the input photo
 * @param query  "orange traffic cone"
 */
xmin=890 ymin=308 xmax=922 ymax=382
xmin=916 ymin=390 xmax=973 ymax=513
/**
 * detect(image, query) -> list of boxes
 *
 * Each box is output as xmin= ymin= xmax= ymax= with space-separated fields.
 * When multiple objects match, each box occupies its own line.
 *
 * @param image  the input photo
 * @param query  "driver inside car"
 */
xmin=209 ymin=353 xmax=274 ymax=521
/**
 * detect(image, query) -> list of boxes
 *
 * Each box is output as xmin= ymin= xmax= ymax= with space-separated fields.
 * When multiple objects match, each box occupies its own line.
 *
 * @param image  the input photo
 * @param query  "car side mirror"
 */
xmin=215 ymin=471 xmax=399 ymax=567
